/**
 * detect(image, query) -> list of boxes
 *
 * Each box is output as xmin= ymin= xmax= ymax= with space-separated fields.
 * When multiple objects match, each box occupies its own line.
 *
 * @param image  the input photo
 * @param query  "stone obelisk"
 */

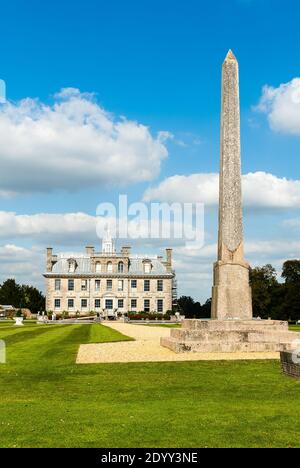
xmin=161 ymin=51 xmax=300 ymax=353
xmin=211 ymin=50 xmax=252 ymax=320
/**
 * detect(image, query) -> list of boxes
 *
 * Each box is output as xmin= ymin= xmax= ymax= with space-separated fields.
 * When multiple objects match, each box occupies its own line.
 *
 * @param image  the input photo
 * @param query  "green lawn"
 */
xmin=289 ymin=324 xmax=300 ymax=332
xmin=0 ymin=322 xmax=300 ymax=448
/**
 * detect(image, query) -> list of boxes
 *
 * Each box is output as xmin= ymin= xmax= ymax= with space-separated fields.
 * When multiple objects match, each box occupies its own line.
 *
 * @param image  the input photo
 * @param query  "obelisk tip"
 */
xmin=224 ymin=49 xmax=237 ymax=62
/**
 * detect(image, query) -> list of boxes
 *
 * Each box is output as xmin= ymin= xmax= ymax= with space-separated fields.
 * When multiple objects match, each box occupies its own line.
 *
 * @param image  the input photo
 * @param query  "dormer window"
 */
xmin=107 ymin=261 xmax=113 ymax=273
xmin=143 ymin=259 xmax=152 ymax=274
xmin=68 ymin=259 xmax=77 ymax=273
xmin=118 ymin=261 xmax=124 ymax=273
xmin=95 ymin=262 xmax=102 ymax=273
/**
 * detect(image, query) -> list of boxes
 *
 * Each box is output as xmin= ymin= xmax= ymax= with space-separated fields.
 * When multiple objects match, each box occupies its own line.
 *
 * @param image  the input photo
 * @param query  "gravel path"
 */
xmin=76 ymin=322 xmax=280 ymax=364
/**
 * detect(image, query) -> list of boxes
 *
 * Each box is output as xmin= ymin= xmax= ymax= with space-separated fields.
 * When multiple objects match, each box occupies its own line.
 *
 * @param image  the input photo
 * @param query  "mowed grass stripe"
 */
xmin=41 ymin=325 xmax=91 ymax=364
xmin=0 ymin=324 xmax=72 ymax=347
xmin=1 ymin=325 xmax=81 ymax=367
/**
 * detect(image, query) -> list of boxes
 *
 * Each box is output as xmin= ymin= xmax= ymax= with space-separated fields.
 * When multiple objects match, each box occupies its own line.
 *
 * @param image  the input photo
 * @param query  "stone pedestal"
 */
xmin=14 ymin=317 xmax=24 ymax=326
xmin=161 ymin=319 xmax=300 ymax=353
xmin=212 ymin=261 xmax=252 ymax=320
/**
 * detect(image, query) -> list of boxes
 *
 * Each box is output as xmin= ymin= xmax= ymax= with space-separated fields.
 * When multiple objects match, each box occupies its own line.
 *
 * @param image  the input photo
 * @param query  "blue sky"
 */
xmin=1 ymin=0 xmax=300 ymax=301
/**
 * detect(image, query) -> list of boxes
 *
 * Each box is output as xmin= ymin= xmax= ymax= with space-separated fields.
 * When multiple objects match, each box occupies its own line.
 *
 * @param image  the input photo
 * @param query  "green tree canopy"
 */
xmin=0 ymin=279 xmax=45 ymax=313
xmin=282 ymin=260 xmax=300 ymax=284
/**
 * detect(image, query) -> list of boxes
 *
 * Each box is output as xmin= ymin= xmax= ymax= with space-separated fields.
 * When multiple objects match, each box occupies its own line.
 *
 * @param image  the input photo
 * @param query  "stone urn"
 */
xmin=14 ymin=317 xmax=24 ymax=326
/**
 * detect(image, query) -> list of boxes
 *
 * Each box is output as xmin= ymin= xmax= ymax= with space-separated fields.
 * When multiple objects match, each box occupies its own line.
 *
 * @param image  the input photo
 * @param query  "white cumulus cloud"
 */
xmin=144 ymin=171 xmax=300 ymax=209
xmin=0 ymin=88 xmax=170 ymax=196
xmin=255 ymin=78 xmax=300 ymax=134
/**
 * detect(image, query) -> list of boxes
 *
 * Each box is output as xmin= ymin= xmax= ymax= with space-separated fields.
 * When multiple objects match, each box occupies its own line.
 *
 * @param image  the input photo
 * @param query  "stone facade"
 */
xmin=44 ymin=236 xmax=175 ymax=316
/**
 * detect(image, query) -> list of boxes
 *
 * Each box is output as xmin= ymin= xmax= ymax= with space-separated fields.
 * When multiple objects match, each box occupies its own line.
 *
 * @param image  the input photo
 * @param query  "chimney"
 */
xmin=46 ymin=248 xmax=53 ymax=272
xmin=121 ymin=246 xmax=131 ymax=257
xmin=166 ymin=248 xmax=173 ymax=272
xmin=85 ymin=245 xmax=95 ymax=256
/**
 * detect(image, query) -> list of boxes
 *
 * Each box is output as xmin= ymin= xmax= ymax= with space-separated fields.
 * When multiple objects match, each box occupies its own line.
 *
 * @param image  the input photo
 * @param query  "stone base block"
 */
xmin=161 ymin=319 xmax=300 ymax=354
xmin=212 ymin=261 xmax=252 ymax=320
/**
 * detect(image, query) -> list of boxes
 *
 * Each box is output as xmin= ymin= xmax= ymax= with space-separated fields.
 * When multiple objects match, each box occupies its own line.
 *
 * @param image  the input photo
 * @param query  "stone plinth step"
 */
xmin=182 ymin=319 xmax=288 ymax=332
xmin=169 ymin=328 xmax=300 ymax=345
xmin=161 ymin=337 xmax=294 ymax=354
xmin=160 ymin=319 xmax=300 ymax=354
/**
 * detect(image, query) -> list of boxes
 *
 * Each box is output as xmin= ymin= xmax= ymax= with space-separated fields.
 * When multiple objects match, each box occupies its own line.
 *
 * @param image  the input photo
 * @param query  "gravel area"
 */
xmin=76 ymin=322 xmax=280 ymax=364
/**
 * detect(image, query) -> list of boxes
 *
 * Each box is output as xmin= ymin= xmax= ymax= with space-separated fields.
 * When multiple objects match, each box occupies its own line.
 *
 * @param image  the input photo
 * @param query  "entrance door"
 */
xmin=105 ymin=299 xmax=113 ymax=310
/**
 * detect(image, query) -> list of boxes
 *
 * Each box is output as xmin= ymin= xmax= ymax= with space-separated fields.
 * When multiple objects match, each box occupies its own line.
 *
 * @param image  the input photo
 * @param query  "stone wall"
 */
xmin=45 ymin=276 xmax=173 ymax=314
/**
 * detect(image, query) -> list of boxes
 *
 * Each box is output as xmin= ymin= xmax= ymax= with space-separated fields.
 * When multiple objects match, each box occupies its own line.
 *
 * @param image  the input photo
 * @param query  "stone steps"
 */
xmin=170 ymin=328 xmax=300 ymax=344
xmin=181 ymin=319 xmax=288 ymax=332
xmin=160 ymin=319 xmax=300 ymax=354
xmin=161 ymin=337 xmax=294 ymax=354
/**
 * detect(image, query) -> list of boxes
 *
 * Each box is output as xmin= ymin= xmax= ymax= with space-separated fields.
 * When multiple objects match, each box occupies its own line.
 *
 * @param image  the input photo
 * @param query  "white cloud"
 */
xmin=0 ymin=211 xmax=98 ymax=244
xmin=144 ymin=171 xmax=300 ymax=209
xmin=0 ymin=244 xmax=44 ymax=289
xmin=255 ymin=78 xmax=300 ymax=134
xmin=0 ymin=88 xmax=170 ymax=196
xmin=172 ymin=238 xmax=300 ymax=301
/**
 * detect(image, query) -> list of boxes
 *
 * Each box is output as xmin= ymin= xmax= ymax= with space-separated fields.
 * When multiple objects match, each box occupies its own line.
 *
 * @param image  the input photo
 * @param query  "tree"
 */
xmin=200 ymin=298 xmax=212 ymax=319
xmin=177 ymin=296 xmax=197 ymax=318
xmin=250 ymin=264 xmax=278 ymax=319
xmin=21 ymin=285 xmax=45 ymax=313
xmin=0 ymin=279 xmax=23 ymax=308
xmin=0 ymin=279 xmax=45 ymax=313
xmin=282 ymin=260 xmax=300 ymax=284
xmin=177 ymin=296 xmax=211 ymax=319
xmin=279 ymin=260 xmax=300 ymax=322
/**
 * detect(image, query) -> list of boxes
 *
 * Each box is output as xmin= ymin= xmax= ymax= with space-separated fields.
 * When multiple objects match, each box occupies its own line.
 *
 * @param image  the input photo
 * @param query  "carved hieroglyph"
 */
xmin=218 ymin=50 xmax=243 ymax=258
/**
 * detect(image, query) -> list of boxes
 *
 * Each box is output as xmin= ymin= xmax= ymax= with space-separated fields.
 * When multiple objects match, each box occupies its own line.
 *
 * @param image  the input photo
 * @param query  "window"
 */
xmin=157 ymin=299 xmax=163 ymax=313
xmin=81 ymin=299 xmax=88 ymax=309
xmin=131 ymin=280 xmax=137 ymax=289
xmin=54 ymin=299 xmax=60 ymax=309
xmin=68 ymin=299 xmax=74 ymax=309
xmin=131 ymin=299 xmax=137 ymax=309
xmin=118 ymin=280 xmax=124 ymax=291
xmin=144 ymin=299 xmax=150 ymax=313
xmin=105 ymin=299 xmax=113 ymax=310
xmin=55 ymin=279 xmax=61 ymax=291
xmin=68 ymin=259 xmax=76 ymax=273
xmin=118 ymin=299 xmax=124 ymax=309
xmin=81 ymin=280 xmax=88 ymax=291
xmin=95 ymin=280 xmax=101 ymax=291
xmin=107 ymin=279 xmax=112 ymax=291
xmin=95 ymin=299 xmax=101 ymax=309
xmin=157 ymin=280 xmax=163 ymax=292
xmin=68 ymin=279 xmax=74 ymax=291
xmin=118 ymin=262 xmax=124 ymax=273
xmin=144 ymin=262 xmax=151 ymax=273
xmin=144 ymin=280 xmax=150 ymax=292
xmin=95 ymin=262 xmax=101 ymax=273
xmin=107 ymin=262 xmax=113 ymax=273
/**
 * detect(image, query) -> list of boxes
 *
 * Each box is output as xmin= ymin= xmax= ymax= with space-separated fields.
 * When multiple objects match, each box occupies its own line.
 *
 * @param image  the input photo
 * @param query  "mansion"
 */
xmin=44 ymin=234 xmax=175 ymax=316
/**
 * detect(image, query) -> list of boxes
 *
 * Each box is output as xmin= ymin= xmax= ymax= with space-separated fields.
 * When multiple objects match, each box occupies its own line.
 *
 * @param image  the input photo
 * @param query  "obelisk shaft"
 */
xmin=211 ymin=50 xmax=252 ymax=320
xmin=218 ymin=50 xmax=243 ymax=261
